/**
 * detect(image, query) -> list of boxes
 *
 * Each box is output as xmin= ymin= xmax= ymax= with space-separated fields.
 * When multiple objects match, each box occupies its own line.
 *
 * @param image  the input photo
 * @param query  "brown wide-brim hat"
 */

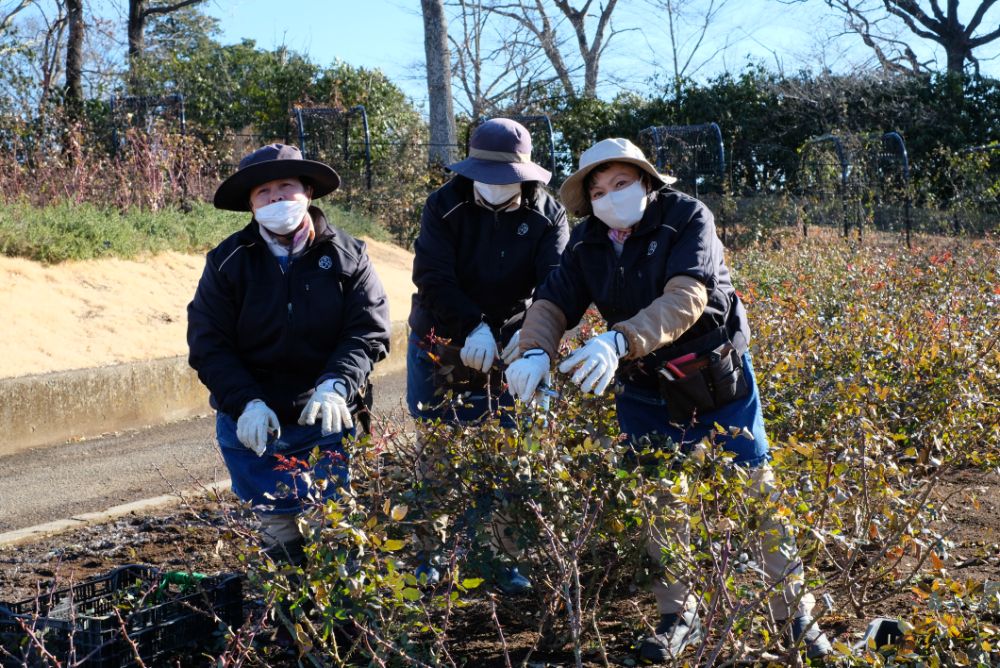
xmin=559 ymin=138 xmax=677 ymax=217
xmin=214 ymin=143 xmax=340 ymax=211
xmin=447 ymin=118 xmax=551 ymax=184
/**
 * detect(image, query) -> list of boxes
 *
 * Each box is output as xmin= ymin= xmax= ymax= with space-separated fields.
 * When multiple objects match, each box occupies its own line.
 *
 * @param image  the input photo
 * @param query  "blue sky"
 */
xmin=62 ymin=0 xmax=1000 ymax=110
xmin=200 ymin=0 xmax=961 ymax=111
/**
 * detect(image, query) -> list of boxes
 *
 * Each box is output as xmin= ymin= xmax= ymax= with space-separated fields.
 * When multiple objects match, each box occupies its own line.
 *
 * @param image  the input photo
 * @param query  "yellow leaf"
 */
xmin=833 ymin=641 xmax=853 ymax=655
xmin=930 ymin=551 xmax=945 ymax=571
xmin=390 ymin=504 xmax=409 ymax=521
xmin=461 ymin=578 xmax=484 ymax=589
xmin=383 ymin=539 xmax=406 ymax=551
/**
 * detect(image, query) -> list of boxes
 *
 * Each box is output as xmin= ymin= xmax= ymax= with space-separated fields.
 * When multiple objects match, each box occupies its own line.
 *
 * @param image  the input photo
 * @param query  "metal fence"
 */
xmin=3 ymin=99 xmax=996 ymax=244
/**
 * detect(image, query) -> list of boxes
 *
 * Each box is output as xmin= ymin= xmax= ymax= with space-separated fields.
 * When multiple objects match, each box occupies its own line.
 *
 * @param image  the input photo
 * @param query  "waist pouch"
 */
xmin=654 ymin=328 xmax=750 ymax=422
xmin=430 ymin=341 xmax=502 ymax=396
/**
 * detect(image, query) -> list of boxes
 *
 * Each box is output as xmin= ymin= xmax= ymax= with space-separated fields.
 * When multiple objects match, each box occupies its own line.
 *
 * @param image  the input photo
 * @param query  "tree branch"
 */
xmin=140 ymin=0 xmax=205 ymax=20
xmin=966 ymin=0 xmax=999 ymax=34
xmin=1 ymin=0 xmax=35 ymax=32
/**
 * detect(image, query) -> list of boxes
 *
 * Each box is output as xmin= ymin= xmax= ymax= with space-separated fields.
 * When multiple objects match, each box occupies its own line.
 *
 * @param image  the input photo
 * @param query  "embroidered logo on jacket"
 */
xmin=517 ymin=223 xmax=529 ymax=236
xmin=318 ymin=255 xmax=333 ymax=270
xmin=647 ymin=241 xmax=658 ymax=256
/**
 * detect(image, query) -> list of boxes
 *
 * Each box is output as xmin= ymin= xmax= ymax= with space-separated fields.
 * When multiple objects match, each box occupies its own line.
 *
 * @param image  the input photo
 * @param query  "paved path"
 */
xmin=0 ymin=370 xmax=408 ymax=535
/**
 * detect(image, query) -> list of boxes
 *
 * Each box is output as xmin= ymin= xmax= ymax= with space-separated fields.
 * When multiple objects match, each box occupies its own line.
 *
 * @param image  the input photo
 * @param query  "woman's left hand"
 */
xmin=557 ymin=331 xmax=628 ymax=396
xmin=298 ymin=379 xmax=354 ymax=435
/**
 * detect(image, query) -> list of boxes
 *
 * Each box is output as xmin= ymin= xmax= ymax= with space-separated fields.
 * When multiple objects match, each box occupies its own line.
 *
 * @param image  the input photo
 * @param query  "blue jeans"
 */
xmin=216 ymin=412 xmax=351 ymax=514
xmin=406 ymin=332 xmax=514 ymax=426
xmin=615 ymin=352 xmax=770 ymax=467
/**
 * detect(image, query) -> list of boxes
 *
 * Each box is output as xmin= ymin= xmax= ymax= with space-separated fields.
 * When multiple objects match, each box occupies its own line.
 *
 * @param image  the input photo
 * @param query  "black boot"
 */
xmin=262 ymin=537 xmax=306 ymax=566
xmin=638 ymin=610 xmax=704 ymax=662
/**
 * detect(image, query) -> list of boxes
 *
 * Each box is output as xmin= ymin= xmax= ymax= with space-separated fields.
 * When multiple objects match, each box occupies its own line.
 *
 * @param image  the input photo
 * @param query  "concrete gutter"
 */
xmin=0 ymin=321 xmax=409 ymax=457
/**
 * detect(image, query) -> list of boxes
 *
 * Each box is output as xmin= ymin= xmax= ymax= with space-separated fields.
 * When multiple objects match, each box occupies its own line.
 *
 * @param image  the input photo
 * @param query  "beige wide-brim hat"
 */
xmin=559 ymin=138 xmax=677 ymax=217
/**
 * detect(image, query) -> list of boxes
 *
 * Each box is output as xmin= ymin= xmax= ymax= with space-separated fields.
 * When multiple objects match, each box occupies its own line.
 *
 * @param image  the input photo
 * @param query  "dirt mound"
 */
xmin=0 ymin=239 xmax=414 ymax=379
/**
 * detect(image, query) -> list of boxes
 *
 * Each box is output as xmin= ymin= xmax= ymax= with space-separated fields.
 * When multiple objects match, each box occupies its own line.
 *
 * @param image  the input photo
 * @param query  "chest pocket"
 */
xmin=296 ymin=254 xmax=348 ymax=345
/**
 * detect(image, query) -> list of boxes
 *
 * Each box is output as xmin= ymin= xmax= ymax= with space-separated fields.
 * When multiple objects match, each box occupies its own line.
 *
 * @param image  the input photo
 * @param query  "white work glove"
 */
xmin=501 ymin=329 xmax=522 ymax=365
xmin=505 ymin=348 xmax=551 ymax=402
xmin=460 ymin=322 xmax=498 ymax=373
xmin=237 ymin=399 xmax=281 ymax=457
xmin=298 ymin=378 xmax=354 ymax=435
xmin=557 ymin=330 xmax=629 ymax=396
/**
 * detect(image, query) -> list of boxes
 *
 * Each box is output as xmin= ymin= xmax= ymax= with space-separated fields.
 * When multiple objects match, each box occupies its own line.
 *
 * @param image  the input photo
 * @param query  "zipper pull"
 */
xmin=287 ymin=302 xmax=292 ymax=318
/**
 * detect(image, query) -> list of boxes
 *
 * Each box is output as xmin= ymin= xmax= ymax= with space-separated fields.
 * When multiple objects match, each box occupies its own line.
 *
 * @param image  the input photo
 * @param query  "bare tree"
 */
xmin=802 ymin=0 xmax=1000 ymax=75
xmin=127 ymin=0 xmax=205 ymax=86
xmin=448 ymin=0 xmax=555 ymax=117
xmin=489 ymin=0 xmax=624 ymax=99
xmin=32 ymin=0 xmax=68 ymax=113
xmin=422 ymin=0 xmax=459 ymax=165
xmin=643 ymin=0 xmax=735 ymax=100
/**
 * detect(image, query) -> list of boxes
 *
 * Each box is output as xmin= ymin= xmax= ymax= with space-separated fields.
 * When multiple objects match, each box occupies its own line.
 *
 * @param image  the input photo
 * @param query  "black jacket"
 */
xmin=536 ymin=188 xmax=749 ymax=388
xmin=408 ymin=177 xmax=569 ymax=343
xmin=187 ymin=208 xmax=391 ymax=423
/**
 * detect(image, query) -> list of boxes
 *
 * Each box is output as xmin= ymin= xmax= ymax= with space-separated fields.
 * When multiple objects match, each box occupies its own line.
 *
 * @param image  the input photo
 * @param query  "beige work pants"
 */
xmin=645 ymin=464 xmax=814 ymax=621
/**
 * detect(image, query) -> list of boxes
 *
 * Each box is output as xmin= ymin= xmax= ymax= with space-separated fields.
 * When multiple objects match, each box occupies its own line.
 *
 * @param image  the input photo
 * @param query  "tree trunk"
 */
xmin=127 ymin=0 xmax=145 ymax=91
xmin=422 ymin=0 xmax=457 ymax=166
xmin=65 ymin=0 xmax=84 ymax=118
xmin=945 ymin=43 xmax=969 ymax=74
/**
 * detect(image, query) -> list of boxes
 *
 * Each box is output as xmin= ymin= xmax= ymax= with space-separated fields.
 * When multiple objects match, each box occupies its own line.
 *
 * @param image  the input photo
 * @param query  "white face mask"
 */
xmin=474 ymin=181 xmax=521 ymax=207
xmin=254 ymin=199 xmax=309 ymax=235
xmin=591 ymin=181 xmax=648 ymax=230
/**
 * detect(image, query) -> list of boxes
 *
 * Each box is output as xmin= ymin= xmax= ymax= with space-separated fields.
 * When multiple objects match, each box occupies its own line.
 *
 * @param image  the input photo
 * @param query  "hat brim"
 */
xmin=559 ymin=157 xmax=677 ymax=217
xmin=214 ymin=159 xmax=341 ymax=211
xmin=447 ymin=157 xmax=551 ymax=185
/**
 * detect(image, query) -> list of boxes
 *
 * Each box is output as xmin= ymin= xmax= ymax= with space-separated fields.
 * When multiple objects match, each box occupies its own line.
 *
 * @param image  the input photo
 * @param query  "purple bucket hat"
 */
xmin=448 ymin=118 xmax=552 ymax=185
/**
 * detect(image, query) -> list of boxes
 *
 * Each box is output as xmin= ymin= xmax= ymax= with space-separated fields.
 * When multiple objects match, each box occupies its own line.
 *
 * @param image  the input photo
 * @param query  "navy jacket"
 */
xmin=187 ymin=208 xmax=391 ymax=423
xmin=536 ymin=188 xmax=749 ymax=388
xmin=408 ymin=177 xmax=569 ymax=343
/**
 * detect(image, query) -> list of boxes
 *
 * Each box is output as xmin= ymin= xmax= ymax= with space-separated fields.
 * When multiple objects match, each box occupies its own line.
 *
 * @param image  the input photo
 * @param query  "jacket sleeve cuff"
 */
xmin=612 ymin=275 xmax=708 ymax=360
xmin=518 ymin=299 xmax=567 ymax=362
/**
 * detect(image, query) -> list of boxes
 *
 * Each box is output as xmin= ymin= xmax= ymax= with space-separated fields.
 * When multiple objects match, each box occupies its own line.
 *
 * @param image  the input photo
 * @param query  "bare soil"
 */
xmin=0 ymin=239 xmax=414 ymax=379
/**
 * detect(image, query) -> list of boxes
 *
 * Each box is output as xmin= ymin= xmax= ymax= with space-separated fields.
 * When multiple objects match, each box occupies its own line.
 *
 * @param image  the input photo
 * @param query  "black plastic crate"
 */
xmin=0 ymin=564 xmax=243 ymax=667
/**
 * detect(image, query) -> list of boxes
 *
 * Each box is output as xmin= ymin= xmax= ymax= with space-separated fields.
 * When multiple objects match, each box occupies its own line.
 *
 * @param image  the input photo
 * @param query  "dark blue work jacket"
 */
xmin=187 ymin=207 xmax=391 ymax=423
xmin=408 ymin=177 xmax=569 ymax=344
xmin=536 ymin=188 xmax=749 ymax=389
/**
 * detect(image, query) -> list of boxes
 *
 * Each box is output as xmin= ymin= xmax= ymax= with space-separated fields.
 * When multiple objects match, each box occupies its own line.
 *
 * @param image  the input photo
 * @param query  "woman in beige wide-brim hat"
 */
xmin=504 ymin=138 xmax=833 ymax=663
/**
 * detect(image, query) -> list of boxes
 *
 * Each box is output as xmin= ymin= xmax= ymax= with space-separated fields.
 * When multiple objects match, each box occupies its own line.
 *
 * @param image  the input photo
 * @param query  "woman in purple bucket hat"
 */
xmin=406 ymin=118 xmax=569 ymax=592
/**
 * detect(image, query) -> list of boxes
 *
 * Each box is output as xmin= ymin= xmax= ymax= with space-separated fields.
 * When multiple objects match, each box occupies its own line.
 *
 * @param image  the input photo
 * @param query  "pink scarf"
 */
xmin=259 ymin=215 xmax=315 ymax=258
xmin=608 ymin=227 xmax=633 ymax=245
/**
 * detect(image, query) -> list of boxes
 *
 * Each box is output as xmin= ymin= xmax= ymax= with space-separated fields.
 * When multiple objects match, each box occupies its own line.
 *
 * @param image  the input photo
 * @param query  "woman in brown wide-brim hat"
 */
xmin=505 ymin=137 xmax=834 ymax=663
xmin=189 ymin=143 xmax=390 ymax=563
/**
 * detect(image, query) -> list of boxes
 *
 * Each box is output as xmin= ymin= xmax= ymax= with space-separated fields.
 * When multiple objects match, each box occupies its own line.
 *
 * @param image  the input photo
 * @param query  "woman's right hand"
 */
xmin=237 ymin=399 xmax=280 ymax=456
xmin=505 ymin=349 xmax=551 ymax=402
